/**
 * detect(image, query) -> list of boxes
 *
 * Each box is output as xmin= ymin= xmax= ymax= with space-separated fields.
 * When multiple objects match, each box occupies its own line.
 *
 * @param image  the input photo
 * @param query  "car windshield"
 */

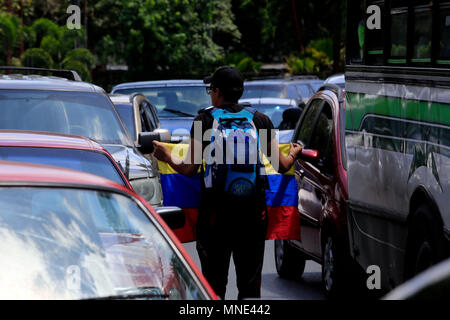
xmin=295 ymin=84 xmax=313 ymax=98
xmin=114 ymin=104 xmax=136 ymax=139
xmin=0 ymin=147 xmax=126 ymax=186
xmin=0 ymin=187 xmax=207 ymax=300
xmin=310 ymin=82 xmax=325 ymax=92
xmin=251 ymin=103 xmax=290 ymax=128
xmin=242 ymin=85 xmax=286 ymax=99
xmin=0 ymin=90 xmax=132 ymax=146
xmin=114 ymin=86 xmax=209 ymax=118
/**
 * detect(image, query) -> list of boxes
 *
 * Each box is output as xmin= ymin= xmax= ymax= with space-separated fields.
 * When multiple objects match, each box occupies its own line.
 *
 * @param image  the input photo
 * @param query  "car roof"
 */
xmin=0 ymin=160 xmax=127 ymax=190
xmin=109 ymin=94 xmax=132 ymax=105
xmin=112 ymin=79 xmax=205 ymax=91
xmin=0 ymin=74 xmax=105 ymax=93
xmin=0 ymin=130 xmax=107 ymax=152
xmin=239 ymin=97 xmax=297 ymax=105
xmin=324 ymin=73 xmax=345 ymax=83
xmin=244 ymin=80 xmax=287 ymax=85
xmin=244 ymin=76 xmax=321 ymax=85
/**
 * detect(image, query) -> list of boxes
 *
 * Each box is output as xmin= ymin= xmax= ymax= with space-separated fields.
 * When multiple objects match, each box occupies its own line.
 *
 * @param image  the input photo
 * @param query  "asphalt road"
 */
xmin=183 ymin=240 xmax=326 ymax=300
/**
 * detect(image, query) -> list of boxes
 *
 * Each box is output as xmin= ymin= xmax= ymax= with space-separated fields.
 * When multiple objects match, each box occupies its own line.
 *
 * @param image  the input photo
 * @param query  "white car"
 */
xmin=239 ymin=97 xmax=302 ymax=144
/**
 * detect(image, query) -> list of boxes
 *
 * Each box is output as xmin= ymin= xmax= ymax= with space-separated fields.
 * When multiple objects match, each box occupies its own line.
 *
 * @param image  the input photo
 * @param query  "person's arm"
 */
xmin=262 ymin=134 xmax=302 ymax=174
xmin=257 ymin=113 xmax=302 ymax=174
xmin=277 ymin=142 xmax=302 ymax=174
xmin=153 ymin=138 xmax=201 ymax=177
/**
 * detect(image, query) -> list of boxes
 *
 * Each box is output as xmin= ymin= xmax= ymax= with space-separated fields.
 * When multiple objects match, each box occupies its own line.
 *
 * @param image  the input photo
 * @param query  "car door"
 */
xmin=292 ymin=98 xmax=335 ymax=258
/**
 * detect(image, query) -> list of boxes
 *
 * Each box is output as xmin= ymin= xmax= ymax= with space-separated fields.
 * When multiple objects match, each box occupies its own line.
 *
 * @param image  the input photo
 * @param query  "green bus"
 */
xmin=345 ymin=0 xmax=450 ymax=290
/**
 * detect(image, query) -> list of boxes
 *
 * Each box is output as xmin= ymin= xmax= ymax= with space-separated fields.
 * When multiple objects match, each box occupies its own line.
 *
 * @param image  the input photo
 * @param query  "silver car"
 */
xmin=0 ymin=67 xmax=164 ymax=207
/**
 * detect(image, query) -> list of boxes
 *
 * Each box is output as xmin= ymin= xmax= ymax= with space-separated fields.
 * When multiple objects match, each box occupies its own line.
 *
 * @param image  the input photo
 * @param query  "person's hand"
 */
xmin=288 ymin=142 xmax=302 ymax=160
xmin=153 ymin=140 xmax=171 ymax=163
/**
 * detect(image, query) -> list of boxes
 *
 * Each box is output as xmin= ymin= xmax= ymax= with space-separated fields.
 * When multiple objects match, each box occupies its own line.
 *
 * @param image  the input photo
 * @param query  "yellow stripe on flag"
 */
xmin=262 ymin=143 xmax=295 ymax=176
xmin=157 ymin=143 xmax=294 ymax=176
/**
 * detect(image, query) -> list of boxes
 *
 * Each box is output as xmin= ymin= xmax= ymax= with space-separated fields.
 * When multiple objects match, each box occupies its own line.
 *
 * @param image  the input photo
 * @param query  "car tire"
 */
xmin=405 ymin=204 xmax=446 ymax=280
xmin=321 ymin=233 xmax=346 ymax=298
xmin=274 ymin=240 xmax=306 ymax=279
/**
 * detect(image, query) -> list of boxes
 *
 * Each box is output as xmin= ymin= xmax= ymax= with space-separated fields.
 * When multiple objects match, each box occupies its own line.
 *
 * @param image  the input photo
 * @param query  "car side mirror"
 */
xmin=137 ymin=132 xmax=159 ymax=154
xmin=137 ymin=129 xmax=172 ymax=154
xmin=155 ymin=206 xmax=185 ymax=230
xmin=154 ymin=128 xmax=171 ymax=143
xmin=299 ymin=149 xmax=319 ymax=160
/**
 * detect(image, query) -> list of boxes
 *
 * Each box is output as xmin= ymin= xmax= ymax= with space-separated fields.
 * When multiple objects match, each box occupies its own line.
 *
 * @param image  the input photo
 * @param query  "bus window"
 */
xmin=366 ymin=1 xmax=385 ymax=65
xmin=390 ymin=8 xmax=408 ymax=63
xmin=438 ymin=3 xmax=450 ymax=64
xmin=347 ymin=0 xmax=366 ymax=64
xmin=412 ymin=5 xmax=433 ymax=63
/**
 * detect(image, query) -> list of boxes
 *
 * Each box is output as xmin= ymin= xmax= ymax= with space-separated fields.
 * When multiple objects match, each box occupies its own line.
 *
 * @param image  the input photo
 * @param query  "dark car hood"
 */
xmin=103 ymin=144 xmax=154 ymax=180
xmin=160 ymin=117 xmax=194 ymax=137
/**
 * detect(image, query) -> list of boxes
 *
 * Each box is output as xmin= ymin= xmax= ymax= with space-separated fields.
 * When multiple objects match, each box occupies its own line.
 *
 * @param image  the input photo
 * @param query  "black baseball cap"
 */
xmin=203 ymin=65 xmax=244 ymax=89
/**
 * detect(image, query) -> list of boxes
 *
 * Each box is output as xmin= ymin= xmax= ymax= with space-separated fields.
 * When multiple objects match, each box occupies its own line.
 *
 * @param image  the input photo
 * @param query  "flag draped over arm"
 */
xmin=157 ymin=143 xmax=300 ymax=243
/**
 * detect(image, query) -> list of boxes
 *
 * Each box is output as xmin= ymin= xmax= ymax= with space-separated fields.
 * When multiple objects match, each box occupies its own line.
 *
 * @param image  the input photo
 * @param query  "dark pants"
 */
xmin=196 ymin=235 xmax=265 ymax=300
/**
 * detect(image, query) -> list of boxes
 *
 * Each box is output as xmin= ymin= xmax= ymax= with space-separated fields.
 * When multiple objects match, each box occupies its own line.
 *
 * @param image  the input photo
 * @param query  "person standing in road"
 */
xmin=153 ymin=66 xmax=302 ymax=300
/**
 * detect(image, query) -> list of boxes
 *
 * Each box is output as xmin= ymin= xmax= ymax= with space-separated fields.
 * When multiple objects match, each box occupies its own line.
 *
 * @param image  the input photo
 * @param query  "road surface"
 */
xmin=183 ymin=240 xmax=326 ymax=300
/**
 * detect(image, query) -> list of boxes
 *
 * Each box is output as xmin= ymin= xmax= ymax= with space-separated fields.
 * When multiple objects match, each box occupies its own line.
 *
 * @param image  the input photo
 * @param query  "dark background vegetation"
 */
xmin=0 ymin=0 xmax=346 ymax=90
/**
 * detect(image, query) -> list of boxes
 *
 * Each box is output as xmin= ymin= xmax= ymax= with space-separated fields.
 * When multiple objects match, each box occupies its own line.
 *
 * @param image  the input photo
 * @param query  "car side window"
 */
xmin=141 ymin=101 xmax=159 ymax=131
xmin=139 ymin=101 xmax=154 ymax=132
xmin=295 ymin=99 xmax=323 ymax=146
xmin=309 ymin=103 xmax=334 ymax=175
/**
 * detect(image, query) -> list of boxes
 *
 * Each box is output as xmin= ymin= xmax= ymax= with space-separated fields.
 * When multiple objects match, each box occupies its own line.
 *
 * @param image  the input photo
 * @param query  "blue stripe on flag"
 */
xmin=265 ymin=175 xmax=298 ymax=207
xmin=160 ymin=173 xmax=297 ymax=208
xmin=160 ymin=174 xmax=201 ymax=208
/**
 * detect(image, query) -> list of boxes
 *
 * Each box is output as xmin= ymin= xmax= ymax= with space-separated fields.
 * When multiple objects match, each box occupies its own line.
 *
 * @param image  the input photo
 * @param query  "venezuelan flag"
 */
xmin=157 ymin=143 xmax=300 ymax=243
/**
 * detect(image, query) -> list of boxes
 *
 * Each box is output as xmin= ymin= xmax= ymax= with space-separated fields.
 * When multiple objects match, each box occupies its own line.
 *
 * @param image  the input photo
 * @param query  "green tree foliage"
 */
xmin=0 ymin=13 xmax=18 ymax=65
xmin=91 ymin=0 xmax=239 ymax=77
xmin=286 ymin=48 xmax=331 ymax=77
xmin=2 ymin=0 xmax=346 ymax=82
xmin=21 ymin=25 xmax=37 ymax=49
xmin=231 ymin=0 xmax=294 ymax=60
xmin=0 ymin=3 xmax=94 ymax=82
xmin=31 ymin=18 xmax=61 ymax=45
xmin=40 ymin=35 xmax=61 ymax=61
xmin=222 ymin=52 xmax=263 ymax=74
xmin=308 ymin=38 xmax=333 ymax=61
xmin=231 ymin=0 xmax=345 ymax=73
xmin=63 ymin=48 xmax=95 ymax=70
xmin=60 ymin=28 xmax=86 ymax=56
xmin=21 ymin=48 xmax=54 ymax=68
xmin=62 ymin=59 xmax=91 ymax=82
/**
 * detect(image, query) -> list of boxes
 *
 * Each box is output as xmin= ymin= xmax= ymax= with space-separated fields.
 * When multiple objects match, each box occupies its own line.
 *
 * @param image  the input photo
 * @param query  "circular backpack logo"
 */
xmin=227 ymin=178 xmax=255 ymax=197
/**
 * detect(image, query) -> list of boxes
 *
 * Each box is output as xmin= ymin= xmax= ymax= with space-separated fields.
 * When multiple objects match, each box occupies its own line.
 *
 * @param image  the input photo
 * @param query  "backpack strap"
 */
xmin=242 ymin=106 xmax=257 ymax=115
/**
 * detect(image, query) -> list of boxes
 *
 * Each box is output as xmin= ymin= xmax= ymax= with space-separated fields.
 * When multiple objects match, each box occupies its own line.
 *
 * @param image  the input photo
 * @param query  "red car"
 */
xmin=0 ymin=130 xmax=132 ymax=190
xmin=0 ymin=161 xmax=217 ymax=300
xmin=274 ymin=84 xmax=357 ymax=297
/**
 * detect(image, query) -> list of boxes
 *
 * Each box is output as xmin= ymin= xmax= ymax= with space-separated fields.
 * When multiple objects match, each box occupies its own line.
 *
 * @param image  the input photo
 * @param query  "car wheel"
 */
xmin=405 ymin=204 xmax=446 ymax=279
xmin=274 ymin=240 xmax=306 ymax=279
xmin=322 ymin=235 xmax=345 ymax=297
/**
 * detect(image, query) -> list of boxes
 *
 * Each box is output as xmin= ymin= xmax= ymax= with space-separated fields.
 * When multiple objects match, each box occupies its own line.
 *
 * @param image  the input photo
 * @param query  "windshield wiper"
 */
xmin=91 ymin=293 xmax=170 ymax=300
xmin=163 ymin=108 xmax=196 ymax=117
xmin=88 ymin=287 xmax=170 ymax=300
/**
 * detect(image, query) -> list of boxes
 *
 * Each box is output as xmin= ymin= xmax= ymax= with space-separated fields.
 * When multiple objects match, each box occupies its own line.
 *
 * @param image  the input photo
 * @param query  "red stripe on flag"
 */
xmin=172 ymin=206 xmax=301 ymax=243
xmin=266 ymin=206 xmax=301 ymax=240
xmin=172 ymin=208 xmax=198 ymax=243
